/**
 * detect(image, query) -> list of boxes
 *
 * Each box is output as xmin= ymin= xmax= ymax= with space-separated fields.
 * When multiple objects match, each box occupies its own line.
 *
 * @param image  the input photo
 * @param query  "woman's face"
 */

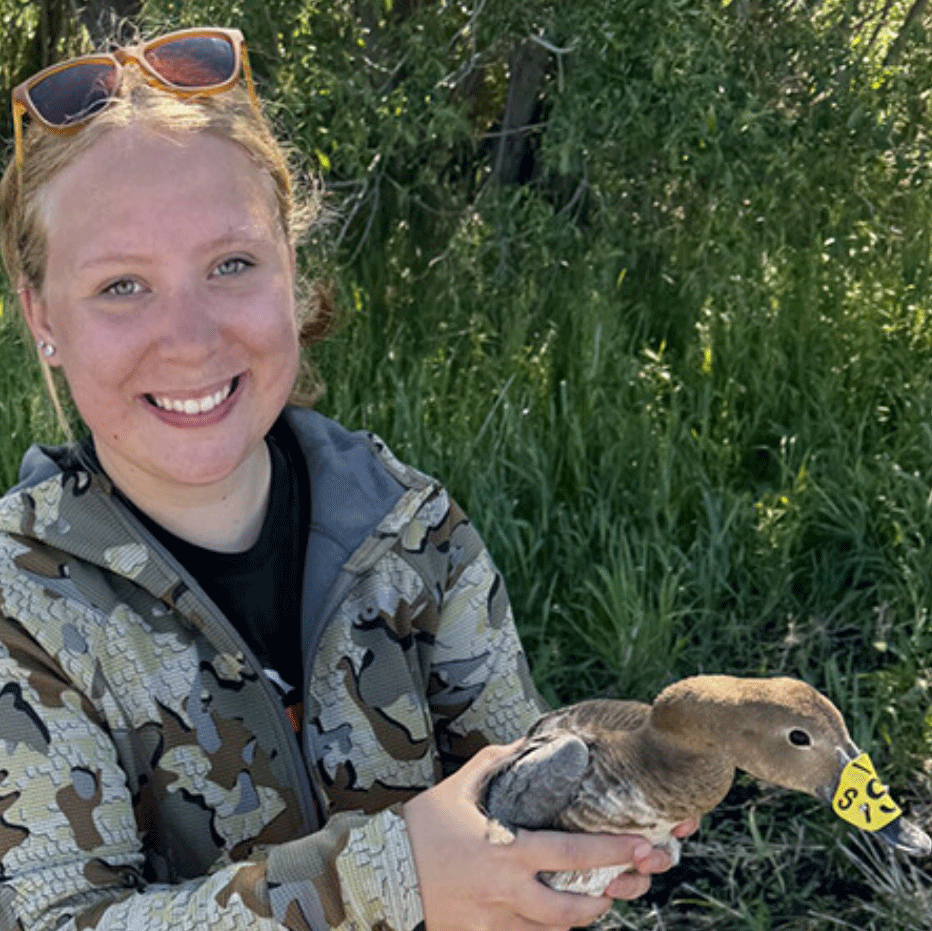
xmin=24 ymin=125 xmax=300 ymax=501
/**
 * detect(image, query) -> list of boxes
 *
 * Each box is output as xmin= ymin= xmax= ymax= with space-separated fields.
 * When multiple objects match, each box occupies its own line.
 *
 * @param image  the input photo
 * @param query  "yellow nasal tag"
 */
xmin=832 ymin=752 xmax=901 ymax=831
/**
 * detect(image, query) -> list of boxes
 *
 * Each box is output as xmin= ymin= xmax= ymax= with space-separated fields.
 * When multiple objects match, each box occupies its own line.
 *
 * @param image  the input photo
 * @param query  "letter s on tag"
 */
xmin=832 ymin=753 xmax=902 ymax=831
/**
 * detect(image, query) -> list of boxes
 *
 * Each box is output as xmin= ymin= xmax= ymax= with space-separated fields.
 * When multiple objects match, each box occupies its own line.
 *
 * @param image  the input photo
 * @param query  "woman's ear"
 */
xmin=17 ymin=280 xmax=61 ymax=366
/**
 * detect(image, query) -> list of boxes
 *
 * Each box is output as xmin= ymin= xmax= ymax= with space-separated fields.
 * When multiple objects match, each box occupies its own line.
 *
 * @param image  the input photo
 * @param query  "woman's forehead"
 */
xmin=39 ymin=125 xmax=282 ymax=247
xmin=44 ymin=123 xmax=273 ymax=198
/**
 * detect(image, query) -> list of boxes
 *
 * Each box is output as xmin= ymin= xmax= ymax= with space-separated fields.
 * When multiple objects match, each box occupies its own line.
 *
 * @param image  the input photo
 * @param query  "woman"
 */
xmin=0 ymin=27 xmax=693 ymax=931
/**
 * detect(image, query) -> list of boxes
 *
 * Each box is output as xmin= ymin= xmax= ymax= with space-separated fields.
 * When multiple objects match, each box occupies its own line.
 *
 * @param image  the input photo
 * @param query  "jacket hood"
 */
xmin=13 ymin=442 xmax=73 ymax=492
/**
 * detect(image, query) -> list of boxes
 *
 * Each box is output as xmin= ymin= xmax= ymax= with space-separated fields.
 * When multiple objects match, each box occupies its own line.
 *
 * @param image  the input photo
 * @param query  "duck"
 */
xmin=481 ymin=674 xmax=931 ymax=895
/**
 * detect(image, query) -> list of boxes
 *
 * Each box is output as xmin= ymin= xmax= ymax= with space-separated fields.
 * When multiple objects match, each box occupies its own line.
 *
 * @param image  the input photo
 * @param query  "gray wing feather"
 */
xmin=483 ymin=732 xmax=590 ymax=830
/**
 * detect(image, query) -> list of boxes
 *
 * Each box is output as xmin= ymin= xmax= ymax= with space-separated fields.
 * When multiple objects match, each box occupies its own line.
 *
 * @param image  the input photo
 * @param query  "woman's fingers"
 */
xmin=672 ymin=816 xmax=701 ymax=838
xmin=601 ymin=871 xmax=652 ymax=901
xmin=507 ymin=829 xmax=666 ymax=911
xmin=507 ymin=875 xmax=614 ymax=929
xmin=517 ymin=827 xmax=656 ymax=874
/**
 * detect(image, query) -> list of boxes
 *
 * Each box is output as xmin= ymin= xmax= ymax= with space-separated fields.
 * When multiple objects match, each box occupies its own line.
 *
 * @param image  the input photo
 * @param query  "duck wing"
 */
xmin=485 ymin=698 xmax=654 ymax=832
xmin=483 ymin=731 xmax=591 ymax=831
xmin=482 ymin=698 xmax=680 ymax=896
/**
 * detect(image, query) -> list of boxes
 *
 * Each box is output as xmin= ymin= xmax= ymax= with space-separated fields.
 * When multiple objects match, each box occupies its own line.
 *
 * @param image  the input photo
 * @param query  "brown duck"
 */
xmin=481 ymin=675 xmax=931 ymax=894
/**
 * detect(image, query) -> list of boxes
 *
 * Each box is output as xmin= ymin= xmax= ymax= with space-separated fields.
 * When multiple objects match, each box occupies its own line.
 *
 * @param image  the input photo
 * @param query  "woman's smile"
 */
xmin=144 ymin=374 xmax=242 ymax=418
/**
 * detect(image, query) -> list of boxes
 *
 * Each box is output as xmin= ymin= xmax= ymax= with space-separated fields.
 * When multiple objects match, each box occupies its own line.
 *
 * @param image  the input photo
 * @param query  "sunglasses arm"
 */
xmin=12 ymin=97 xmax=26 ymax=173
xmin=240 ymin=44 xmax=261 ymax=114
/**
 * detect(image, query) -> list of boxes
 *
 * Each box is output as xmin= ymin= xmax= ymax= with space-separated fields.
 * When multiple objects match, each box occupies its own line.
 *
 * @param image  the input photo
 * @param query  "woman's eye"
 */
xmin=214 ymin=257 xmax=253 ymax=277
xmin=103 ymin=279 xmax=140 ymax=297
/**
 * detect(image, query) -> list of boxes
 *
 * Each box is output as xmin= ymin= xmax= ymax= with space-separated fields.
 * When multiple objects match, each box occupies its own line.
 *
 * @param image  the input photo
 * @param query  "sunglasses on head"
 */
xmin=12 ymin=27 xmax=260 ymax=171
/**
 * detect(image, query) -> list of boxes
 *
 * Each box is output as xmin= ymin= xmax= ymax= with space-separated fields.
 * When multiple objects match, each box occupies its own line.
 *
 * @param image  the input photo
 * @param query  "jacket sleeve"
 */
xmin=398 ymin=489 xmax=548 ymax=773
xmin=0 ymin=483 xmax=538 ymax=931
xmin=0 ymin=607 xmax=428 ymax=931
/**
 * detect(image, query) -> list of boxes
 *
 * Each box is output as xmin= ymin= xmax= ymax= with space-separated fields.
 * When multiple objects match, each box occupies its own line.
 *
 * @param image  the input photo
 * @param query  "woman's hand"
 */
xmin=403 ymin=742 xmax=698 ymax=931
xmin=602 ymin=816 xmax=699 ymax=901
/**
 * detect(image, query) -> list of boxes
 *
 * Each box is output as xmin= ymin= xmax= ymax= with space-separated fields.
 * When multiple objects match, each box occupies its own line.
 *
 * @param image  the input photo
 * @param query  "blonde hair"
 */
xmin=0 ymin=66 xmax=334 ymax=428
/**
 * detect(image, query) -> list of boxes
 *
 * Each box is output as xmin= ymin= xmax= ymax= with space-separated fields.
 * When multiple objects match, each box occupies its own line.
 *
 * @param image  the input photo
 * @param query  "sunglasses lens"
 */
xmin=28 ymin=62 xmax=117 ymax=126
xmin=144 ymin=35 xmax=237 ymax=88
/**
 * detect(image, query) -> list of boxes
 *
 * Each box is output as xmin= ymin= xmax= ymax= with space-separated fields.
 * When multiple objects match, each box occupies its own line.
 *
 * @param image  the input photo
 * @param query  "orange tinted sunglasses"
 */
xmin=12 ymin=27 xmax=260 ymax=171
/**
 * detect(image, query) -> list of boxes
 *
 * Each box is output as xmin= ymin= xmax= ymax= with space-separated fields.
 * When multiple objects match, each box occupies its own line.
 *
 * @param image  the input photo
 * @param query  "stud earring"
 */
xmin=37 ymin=340 xmax=56 ymax=358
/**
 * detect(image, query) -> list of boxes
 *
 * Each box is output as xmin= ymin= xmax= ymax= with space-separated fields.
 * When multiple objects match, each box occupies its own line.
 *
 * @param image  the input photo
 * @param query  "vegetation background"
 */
xmin=3 ymin=0 xmax=932 ymax=927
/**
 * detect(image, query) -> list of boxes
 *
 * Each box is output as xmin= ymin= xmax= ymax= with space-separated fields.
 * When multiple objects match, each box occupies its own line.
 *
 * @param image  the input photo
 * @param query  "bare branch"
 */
xmin=882 ymin=0 xmax=929 ymax=68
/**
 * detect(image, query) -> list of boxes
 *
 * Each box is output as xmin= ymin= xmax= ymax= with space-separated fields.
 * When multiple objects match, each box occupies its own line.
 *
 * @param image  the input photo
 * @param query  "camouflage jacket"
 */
xmin=0 ymin=408 xmax=544 ymax=931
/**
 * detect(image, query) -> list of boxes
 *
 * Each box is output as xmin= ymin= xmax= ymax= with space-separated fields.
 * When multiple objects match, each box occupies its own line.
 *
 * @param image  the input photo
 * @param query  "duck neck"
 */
xmin=643 ymin=679 xmax=748 ymax=808
xmin=629 ymin=724 xmax=734 ymax=817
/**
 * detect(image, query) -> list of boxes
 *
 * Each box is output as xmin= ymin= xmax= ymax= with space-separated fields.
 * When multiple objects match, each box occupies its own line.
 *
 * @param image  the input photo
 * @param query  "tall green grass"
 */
xmin=304 ymin=186 xmax=932 ymax=929
xmin=0 ymin=295 xmax=65 ymax=490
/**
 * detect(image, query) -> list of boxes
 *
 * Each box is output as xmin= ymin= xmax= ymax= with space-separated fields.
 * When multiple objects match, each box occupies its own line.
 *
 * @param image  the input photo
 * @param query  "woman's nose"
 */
xmin=155 ymin=285 xmax=222 ymax=359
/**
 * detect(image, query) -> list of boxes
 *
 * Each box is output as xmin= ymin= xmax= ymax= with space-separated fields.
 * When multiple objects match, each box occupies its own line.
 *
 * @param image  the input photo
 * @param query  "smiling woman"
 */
xmin=0 ymin=25 xmax=692 ymax=931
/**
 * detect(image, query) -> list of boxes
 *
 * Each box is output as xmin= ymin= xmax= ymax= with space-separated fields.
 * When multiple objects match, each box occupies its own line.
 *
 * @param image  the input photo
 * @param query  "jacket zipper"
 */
xmin=100 ymin=494 xmax=322 ymax=832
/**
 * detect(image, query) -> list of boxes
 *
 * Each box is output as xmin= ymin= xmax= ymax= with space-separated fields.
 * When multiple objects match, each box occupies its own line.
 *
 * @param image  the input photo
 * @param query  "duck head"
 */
xmin=652 ymin=675 xmax=931 ymax=856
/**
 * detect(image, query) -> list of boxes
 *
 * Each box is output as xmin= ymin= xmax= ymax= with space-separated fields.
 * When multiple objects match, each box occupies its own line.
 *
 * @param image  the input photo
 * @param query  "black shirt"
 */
xmin=80 ymin=419 xmax=311 ymax=699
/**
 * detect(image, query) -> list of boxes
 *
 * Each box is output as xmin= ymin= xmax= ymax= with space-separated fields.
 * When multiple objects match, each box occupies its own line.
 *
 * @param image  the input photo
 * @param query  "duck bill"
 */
xmin=875 ymin=814 xmax=932 ymax=857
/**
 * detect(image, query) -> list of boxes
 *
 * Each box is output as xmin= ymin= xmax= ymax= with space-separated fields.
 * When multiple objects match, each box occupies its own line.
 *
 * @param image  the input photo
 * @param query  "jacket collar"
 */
xmin=1 ymin=408 xmax=415 ymax=616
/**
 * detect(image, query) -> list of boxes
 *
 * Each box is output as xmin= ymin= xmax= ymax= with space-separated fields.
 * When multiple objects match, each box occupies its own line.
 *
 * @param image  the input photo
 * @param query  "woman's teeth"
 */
xmin=149 ymin=379 xmax=236 ymax=414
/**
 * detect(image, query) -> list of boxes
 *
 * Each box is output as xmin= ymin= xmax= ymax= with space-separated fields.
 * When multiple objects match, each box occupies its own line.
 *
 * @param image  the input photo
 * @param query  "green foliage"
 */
xmin=3 ymin=0 xmax=932 ymax=927
xmin=0 ymin=296 xmax=64 ymax=490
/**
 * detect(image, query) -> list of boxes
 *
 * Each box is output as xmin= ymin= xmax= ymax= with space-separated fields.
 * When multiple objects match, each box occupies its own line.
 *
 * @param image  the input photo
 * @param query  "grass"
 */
xmin=0 ymin=294 xmax=66 ymax=490
xmin=305 ymin=185 xmax=932 ymax=928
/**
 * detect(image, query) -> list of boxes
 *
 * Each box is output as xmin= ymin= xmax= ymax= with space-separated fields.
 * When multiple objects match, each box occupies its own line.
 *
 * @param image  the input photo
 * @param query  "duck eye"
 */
xmin=789 ymin=729 xmax=812 ymax=747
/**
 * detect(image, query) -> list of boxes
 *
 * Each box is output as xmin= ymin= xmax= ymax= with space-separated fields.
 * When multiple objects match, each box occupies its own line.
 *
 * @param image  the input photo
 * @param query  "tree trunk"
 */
xmin=490 ymin=38 xmax=549 ymax=185
xmin=882 ymin=0 xmax=928 ymax=67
